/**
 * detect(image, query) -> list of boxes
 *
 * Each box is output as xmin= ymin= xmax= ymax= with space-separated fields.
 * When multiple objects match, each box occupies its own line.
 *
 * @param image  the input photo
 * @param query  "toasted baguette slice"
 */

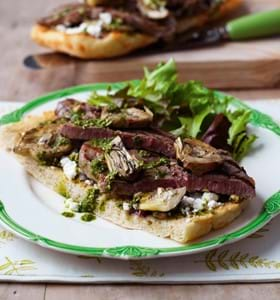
xmin=31 ymin=0 xmax=242 ymax=59
xmin=0 ymin=113 xmax=247 ymax=243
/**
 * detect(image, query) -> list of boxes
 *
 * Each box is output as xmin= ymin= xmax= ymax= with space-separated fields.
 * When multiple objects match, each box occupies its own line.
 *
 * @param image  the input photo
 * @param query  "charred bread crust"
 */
xmin=0 ymin=113 xmax=248 ymax=243
xmin=31 ymin=24 xmax=155 ymax=59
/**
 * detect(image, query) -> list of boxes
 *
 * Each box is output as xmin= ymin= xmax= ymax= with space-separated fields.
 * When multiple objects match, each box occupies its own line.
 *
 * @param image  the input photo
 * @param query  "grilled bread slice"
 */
xmin=31 ymin=0 xmax=242 ymax=59
xmin=0 ymin=112 xmax=247 ymax=243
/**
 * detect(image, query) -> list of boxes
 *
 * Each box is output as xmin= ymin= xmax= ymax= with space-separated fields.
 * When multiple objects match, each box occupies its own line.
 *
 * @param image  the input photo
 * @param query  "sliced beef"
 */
xmin=79 ymin=142 xmax=108 ymax=188
xmin=61 ymin=124 xmax=176 ymax=158
xmin=111 ymin=164 xmax=256 ymax=200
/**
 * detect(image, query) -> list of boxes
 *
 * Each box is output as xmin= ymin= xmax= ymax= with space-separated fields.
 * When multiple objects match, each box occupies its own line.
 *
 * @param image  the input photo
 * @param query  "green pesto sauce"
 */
xmin=62 ymin=211 xmax=75 ymax=218
xmin=71 ymin=111 xmax=111 ymax=129
xmin=90 ymin=138 xmax=113 ymax=152
xmin=91 ymin=157 xmax=108 ymax=175
xmin=79 ymin=188 xmax=99 ymax=213
xmin=81 ymin=213 xmax=95 ymax=222
xmin=55 ymin=180 xmax=70 ymax=198
xmin=142 ymin=157 xmax=169 ymax=170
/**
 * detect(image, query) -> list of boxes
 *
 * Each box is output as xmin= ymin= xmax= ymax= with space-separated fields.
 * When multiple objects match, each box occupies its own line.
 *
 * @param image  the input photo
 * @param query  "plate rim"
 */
xmin=0 ymin=83 xmax=280 ymax=259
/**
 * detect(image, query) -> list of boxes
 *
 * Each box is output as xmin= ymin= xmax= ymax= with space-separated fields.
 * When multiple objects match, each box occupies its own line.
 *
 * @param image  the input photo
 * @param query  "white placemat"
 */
xmin=0 ymin=100 xmax=279 ymax=283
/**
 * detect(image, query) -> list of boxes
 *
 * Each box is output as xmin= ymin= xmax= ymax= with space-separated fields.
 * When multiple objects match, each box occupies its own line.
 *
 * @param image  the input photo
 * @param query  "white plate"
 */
xmin=0 ymin=83 xmax=280 ymax=260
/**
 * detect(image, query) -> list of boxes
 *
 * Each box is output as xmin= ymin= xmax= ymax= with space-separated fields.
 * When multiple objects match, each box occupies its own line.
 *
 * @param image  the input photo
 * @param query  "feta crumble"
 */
xmin=55 ymin=12 xmax=112 ymax=38
xmin=60 ymin=157 xmax=77 ymax=180
xmin=123 ymin=202 xmax=130 ymax=211
xmin=181 ymin=192 xmax=222 ymax=216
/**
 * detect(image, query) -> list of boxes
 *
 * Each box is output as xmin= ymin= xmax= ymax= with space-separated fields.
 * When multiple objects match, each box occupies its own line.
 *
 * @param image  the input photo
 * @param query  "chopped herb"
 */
xmin=72 ymin=117 xmax=111 ymax=129
xmin=78 ymin=188 xmax=99 ymax=213
xmin=53 ymin=135 xmax=70 ymax=148
xmin=90 ymin=138 xmax=113 ymax=152
xmin=105 ymin=170 xmax=118 ymax=191
xmin=81 ymin=213 xmax=95 ymax=222
xmin=138 ymin=150 xmax=151 ymax=158
xmin=91 ymin=157 xmax=108 ymax=174
xmin=142 ymin=157 xmax=169 ymax=170
xmin=69 ymin=151 xmax=79 ymax=163
xmin=36 ymin=151 xmax=60 ymax=166
xmin=132 ymin=135 xmax=143 ymax=147
xmin=62 ymin=211 xmax=75 ymax=218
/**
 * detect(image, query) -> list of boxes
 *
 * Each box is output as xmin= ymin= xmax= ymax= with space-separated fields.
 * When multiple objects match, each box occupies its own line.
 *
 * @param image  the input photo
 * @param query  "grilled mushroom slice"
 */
xmin=101 ymin=107 xmax=153 ymax=129
xmin=174 ymin=137 xmax=224 ymax=175
xmin=138 ymin=187 xmax=186 ymax=212
xmin=137 ymin=0 xmax=169 ymax=19
xmin=14 ymin=121 xmax=73 ymax=164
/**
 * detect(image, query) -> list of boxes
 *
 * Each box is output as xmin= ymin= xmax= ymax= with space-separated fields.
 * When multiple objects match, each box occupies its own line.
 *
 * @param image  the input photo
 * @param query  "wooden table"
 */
xmin=1 ymin=0 xmax=280 ymax=299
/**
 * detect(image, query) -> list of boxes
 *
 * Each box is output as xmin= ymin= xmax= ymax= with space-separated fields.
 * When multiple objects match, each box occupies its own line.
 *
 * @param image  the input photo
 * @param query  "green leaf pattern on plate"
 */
xmin=196 ymin=249 xmax=280 ymax=272
xmin=0 ymin=257 xmax=36 ymax=275
xmin=104 ymin=246 xmax=159 ymax=257
xmin=265 ymin=192 xmax=280 ymax=215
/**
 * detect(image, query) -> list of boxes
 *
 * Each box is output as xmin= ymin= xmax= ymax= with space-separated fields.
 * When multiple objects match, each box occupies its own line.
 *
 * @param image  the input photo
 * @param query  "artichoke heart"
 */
xmin=137 ymin=0 xmax=169 ymax=19
xmin=139 ymin=187 xmax=186 ymax=212
xmin=105 ymin=136 xmax=140 ymax=177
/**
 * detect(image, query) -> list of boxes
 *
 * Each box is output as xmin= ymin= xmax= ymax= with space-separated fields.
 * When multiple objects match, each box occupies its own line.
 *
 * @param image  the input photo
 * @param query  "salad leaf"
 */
xmin=228 ymin=110 xmax=257 ymax=161
xmin=87 ymin=60 xmax=256 ymax=161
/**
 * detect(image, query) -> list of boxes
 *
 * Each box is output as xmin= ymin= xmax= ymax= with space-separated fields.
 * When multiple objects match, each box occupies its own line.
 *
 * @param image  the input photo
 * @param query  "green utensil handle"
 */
xmin=227 ymin=9 xmax=280 ymax=40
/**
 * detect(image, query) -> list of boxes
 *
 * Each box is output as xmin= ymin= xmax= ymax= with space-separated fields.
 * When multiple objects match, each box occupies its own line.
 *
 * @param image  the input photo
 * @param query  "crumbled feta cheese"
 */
xmin=86 ymin=21 xmax=103 ymax=37
xmin=192 ymin=198 xmax=205 ymax=212
xmin=123 ymin=202 xmax=130 ymax=211
xmin=180 ymin=192 xmax=222 ymax=215
xmin=202 ymin=192 xmax=219 ymax=202
xmin=60 ymin=157 xmax=77 ymax=180
xmin=55 ymin=12 xmax=112 ymax=38
xmin=208 ymin=200 xmax=220 ymax=209
xmin=99 ymin=12 xmax=112 ymax=25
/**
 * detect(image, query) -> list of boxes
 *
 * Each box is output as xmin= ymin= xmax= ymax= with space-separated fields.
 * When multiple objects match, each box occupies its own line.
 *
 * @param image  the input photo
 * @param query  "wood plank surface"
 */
xmin=0 ymin=0 xmax=280 ymax=103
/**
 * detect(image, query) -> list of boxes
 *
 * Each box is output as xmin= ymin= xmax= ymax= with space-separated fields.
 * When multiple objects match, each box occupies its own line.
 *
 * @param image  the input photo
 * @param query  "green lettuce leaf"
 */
xmin=87 ymin=60 xmax=256 ymax=161
xmin=227 ymin=110 xmax=257 ymax=161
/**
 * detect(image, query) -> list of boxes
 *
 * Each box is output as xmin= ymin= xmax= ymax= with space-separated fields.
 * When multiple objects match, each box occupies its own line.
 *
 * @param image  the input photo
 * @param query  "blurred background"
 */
xmin=0 ymin=0 xmax=279 ymax=101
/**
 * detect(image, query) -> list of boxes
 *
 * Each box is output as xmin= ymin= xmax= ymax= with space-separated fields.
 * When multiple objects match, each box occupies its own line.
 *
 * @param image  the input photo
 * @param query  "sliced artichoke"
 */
xmin=105 ymin=136 xmax=140 ymax=178
xmin=138 ymin=187 xmax=186 ymax=212
xmin=137 ymin=0 xmax=169 ymax=19
xmin=174 ymin=137 xmax=224 ymax=175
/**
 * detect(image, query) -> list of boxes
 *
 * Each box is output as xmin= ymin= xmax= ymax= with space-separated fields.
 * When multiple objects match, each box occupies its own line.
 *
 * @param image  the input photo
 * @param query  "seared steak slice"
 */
xmin=111 ymin=164 xmax=256 ymax=200
xmin=61 ymin=125 xmax=176 ymax=158
xmin=79 ymin=142 xmax=108 ymax=188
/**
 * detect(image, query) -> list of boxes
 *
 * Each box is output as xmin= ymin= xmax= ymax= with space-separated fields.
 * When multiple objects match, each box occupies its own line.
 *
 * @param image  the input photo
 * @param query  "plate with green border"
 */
xmin=0 ymin=82 xmax=280 ymax=260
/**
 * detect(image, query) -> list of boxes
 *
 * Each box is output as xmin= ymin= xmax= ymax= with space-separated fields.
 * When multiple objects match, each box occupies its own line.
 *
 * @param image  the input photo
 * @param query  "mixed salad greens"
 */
xmin=88 ymin=59 xmax=256 ymax=161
